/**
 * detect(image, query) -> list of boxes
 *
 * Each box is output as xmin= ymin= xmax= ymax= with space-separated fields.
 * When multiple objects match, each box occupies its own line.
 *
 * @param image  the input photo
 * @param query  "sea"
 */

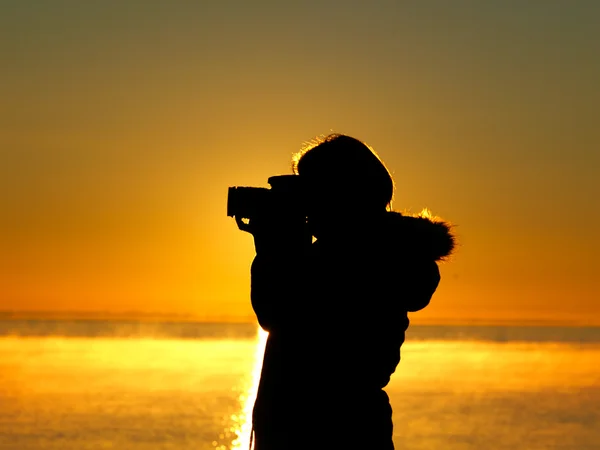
xmin=0 ymin=320 xmax=599 ymax=450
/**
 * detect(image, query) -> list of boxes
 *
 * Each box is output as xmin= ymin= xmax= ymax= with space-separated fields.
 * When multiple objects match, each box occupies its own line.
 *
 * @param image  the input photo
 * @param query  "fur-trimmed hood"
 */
xmin=381 ymin=210 xmax=455 ymax=262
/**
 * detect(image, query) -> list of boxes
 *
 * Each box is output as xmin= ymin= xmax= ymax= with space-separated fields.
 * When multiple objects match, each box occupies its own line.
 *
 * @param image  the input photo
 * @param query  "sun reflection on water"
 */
xmin=1 ymin=332 xmax=599 ymax=449
xmin=231 ymin=326 xmax=268 ymax=450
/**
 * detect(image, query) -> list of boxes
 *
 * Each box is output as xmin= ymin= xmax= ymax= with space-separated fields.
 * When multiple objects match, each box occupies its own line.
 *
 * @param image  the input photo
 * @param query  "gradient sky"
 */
xmin=1 ymin=1 xmax=599 ymax=324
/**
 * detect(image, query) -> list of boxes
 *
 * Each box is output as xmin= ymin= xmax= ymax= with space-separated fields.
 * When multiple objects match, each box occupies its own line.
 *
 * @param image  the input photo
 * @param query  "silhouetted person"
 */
xmin=235 ymin=134 xmax=455 ymax=450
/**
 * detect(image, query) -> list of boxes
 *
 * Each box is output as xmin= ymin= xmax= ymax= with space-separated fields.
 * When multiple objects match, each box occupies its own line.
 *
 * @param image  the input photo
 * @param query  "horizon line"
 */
xmin=0 ymin=310 xmax=598 ymax=328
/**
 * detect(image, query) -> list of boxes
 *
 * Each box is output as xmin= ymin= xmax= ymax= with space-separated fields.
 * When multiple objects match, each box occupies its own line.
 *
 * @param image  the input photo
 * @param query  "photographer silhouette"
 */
xmin=232 ymin=134 xmax=455 ymax=450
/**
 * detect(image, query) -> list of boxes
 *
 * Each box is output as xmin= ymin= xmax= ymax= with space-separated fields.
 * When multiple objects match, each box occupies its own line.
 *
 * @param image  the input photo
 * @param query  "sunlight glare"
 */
xmin=231 ymin=326 xmax=268 ymax=450
xmin=417 ymin=207 xmax=433 ymax=219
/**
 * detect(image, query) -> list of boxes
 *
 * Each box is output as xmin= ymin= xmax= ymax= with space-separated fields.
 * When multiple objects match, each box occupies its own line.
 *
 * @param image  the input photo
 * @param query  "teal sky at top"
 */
xmin=1 ymin=1 xmax=599 ymax=321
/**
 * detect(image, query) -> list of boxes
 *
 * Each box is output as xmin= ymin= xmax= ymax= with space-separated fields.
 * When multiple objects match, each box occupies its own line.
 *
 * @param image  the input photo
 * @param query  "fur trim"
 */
xmin=383 ymin=210 xmax=456 ymax=261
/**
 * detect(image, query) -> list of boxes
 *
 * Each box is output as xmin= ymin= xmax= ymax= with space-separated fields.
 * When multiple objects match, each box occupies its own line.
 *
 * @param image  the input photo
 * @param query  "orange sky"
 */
xmin=1 ymin=2 xmax=599 ymax=324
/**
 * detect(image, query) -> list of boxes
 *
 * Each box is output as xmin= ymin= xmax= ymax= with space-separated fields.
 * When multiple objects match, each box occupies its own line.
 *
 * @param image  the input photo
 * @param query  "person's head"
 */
xmin=292 ymin=134 xmax=394 ymax=237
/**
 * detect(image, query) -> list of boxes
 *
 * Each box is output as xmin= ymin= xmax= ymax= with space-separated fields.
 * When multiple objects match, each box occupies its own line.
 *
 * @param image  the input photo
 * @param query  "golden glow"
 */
xmin=397 ymin=340 xmax=600 ymax=391
xmin=231 ymin=327 xmax=268 ymax=450
xmin=2 ymin=2 xmax=599 ymax=324
xmin=2 ymin=334 xmax=599 ymax=448
xmin=417 ymin=207 xmax=433 ymax=220
xmin=406 ymin=207 xmax=444 ymax=223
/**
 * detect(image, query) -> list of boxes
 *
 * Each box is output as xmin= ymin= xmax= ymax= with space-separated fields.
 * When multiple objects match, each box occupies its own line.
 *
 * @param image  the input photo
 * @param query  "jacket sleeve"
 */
xmin=403 ymin=259 xmax=440 ymax=312
xmin=250 ymin=252 xmax=306 ymax=332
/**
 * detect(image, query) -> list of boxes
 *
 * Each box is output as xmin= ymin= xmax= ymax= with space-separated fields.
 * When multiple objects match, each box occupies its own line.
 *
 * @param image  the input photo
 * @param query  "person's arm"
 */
xmin=236 ymin=214 xmax=310 ymax=332
xmin=366 ymin=249 xmax=440 ymax=314
xmin=403 ymin=259 xmax=440 ymax=312
xmin=250 ymin=252 xmax=305 ymax=331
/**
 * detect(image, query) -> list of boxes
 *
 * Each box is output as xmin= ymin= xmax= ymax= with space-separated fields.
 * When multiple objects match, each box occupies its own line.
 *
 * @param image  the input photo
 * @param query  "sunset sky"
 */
xmin=1 ymin=1 xmax=599 ymax=324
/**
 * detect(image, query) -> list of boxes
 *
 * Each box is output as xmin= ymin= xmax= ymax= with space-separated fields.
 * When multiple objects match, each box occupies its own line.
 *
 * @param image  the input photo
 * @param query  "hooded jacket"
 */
xmin=249 ymin=211 xmax=455 ymax=448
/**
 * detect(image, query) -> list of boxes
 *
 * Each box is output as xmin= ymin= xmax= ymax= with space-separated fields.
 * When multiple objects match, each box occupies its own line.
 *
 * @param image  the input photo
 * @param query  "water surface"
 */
xmin=0 ymin=321 xmax=598 ymax=450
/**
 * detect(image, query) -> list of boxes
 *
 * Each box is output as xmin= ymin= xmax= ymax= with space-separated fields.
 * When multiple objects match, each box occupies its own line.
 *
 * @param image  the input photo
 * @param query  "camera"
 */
xmin=227 ymin=175 xmax=305 ymax=220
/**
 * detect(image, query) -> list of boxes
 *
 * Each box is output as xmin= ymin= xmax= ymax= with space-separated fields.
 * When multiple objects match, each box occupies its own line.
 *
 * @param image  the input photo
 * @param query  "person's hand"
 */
xmin=235 ymin=215 xmax=253 ymax=234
